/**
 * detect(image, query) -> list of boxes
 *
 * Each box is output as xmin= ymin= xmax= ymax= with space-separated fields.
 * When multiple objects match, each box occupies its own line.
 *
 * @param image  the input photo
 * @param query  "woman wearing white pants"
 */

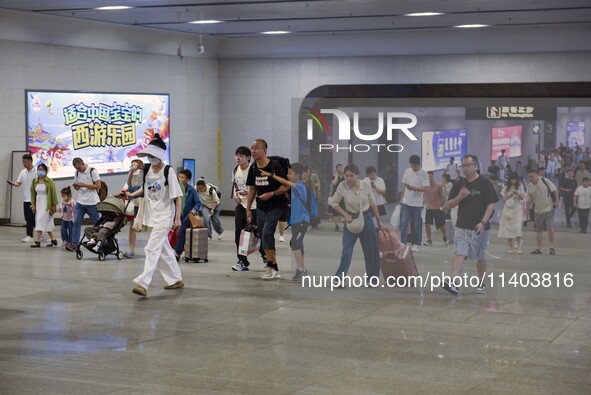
xmin=127 ymin=134 xmax=184 ymax=297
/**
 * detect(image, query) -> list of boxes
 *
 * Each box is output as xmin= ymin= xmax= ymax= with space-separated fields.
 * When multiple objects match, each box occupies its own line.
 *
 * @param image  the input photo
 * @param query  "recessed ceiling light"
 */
xmin=189 ymin=20 xmax=223 ymax=24
xmin=404 ymin=12 xmax=444 ymax=17
xmin=95 ymin=6 xmax=132 ymax=10
xmin=454 ymin=24 xmax=489 ymax=28
xmin=261 ymin=31 xmax=291 ymax=35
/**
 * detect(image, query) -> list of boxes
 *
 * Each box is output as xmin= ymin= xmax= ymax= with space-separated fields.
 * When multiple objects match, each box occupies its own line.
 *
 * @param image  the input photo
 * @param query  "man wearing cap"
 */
xmin=126 ymin=134 xmax=184 ymax=297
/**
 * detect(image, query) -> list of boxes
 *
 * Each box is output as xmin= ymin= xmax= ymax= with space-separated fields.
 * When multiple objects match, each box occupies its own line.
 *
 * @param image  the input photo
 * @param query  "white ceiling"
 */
xmin=0 ymin=0 xmax=590 ymax=38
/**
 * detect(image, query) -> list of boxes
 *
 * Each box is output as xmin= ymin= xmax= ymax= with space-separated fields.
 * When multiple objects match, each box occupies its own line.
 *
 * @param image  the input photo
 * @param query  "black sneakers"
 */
xmin=443 ymin=279 xmax=459 ymax=295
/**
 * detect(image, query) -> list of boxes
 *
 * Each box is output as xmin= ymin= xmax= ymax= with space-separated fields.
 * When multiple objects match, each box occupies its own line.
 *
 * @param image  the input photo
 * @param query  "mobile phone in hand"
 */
xmin=7 ymin=180 xmax=16 ymax=186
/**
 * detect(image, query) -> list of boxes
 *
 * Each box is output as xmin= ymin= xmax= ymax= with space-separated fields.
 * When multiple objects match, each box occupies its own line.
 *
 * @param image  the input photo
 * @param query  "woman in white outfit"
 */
xmin=126 ymin=134 xmax=184 ymax=297
xmin=30 ymin=163 xmax=59 ymax=248
xmin=498 ymin=172 xmax=526 ymax=254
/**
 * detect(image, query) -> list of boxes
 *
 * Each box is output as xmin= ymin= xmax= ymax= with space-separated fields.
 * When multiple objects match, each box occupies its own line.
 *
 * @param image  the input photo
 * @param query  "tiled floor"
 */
xmin=0 ymin=217 xmax=589 ymax=394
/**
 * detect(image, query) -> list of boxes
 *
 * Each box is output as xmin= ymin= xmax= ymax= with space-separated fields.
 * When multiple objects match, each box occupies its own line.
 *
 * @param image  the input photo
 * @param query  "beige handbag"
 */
xmin=189 ymin=212 xmax=205 ymax=229
xmin=346 ymin=186 xmax=365 ymax=234
xmin=132 ymin=198 xmax=147 ymax=232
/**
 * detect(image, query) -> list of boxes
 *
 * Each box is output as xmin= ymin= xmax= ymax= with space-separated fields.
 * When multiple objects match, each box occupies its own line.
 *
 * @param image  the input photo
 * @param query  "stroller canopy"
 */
xmin=97 ymin=196 xmax=125 ymax=215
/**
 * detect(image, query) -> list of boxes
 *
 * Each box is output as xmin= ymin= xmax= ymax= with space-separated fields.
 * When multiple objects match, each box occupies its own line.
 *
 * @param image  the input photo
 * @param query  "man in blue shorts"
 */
xmin=443 ymin=154 xmax=498 ymax=295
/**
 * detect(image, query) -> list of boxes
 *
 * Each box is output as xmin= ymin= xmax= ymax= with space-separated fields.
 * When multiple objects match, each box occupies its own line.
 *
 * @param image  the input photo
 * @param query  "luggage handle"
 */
xmin=189 ymin=227 xmax=193 ymax=258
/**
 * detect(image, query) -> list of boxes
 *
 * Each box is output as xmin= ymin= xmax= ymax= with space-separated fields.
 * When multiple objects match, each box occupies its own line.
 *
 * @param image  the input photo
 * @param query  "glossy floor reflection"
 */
xmin=0 ymin=218 xmax=589 ymax=394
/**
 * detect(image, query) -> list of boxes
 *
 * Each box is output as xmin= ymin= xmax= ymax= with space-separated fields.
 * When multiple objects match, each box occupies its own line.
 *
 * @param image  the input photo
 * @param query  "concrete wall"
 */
xmin=0 ymin=39 xmax=219 ymax=220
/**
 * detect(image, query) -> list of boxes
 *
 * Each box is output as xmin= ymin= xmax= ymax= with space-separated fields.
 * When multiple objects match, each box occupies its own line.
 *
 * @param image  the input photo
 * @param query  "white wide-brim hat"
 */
xmin=137 ymin=145 xmax=166 ymax=162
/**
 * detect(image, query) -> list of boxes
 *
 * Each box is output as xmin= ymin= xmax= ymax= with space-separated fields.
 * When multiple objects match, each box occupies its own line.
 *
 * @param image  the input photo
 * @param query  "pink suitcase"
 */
xmin=380 ymin=244 xmax=419 ymax=287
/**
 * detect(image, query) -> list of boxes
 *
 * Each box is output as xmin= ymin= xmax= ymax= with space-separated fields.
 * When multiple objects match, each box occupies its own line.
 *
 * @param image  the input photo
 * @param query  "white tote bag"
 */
xmin=390 ymin=204 xmax=402 ymax=232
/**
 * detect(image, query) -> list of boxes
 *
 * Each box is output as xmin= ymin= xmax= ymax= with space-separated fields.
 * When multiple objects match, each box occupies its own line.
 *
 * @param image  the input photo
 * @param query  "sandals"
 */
xmin=530 ymin=248 xmax=556 ymax=255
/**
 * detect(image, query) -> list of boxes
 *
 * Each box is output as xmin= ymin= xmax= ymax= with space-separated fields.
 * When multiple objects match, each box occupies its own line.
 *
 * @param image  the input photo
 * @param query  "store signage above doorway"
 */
xmin=465 ymin=106 xmax=554 ymax=120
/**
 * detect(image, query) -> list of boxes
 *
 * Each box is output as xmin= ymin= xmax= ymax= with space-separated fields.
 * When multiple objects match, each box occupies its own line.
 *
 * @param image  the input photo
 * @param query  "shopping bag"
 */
xmin=132 ymin=198 xmax=147 ymax=232
xmin=125 ymin=197 xmax=135 ymax=217
xmin=189 ymin=212 xmax=205 ymax=229
xmin=168 ymin=228 xmax=179 ymax=248
xmin=390 ymin=204 xmax=401 ymax=231
xmin=238 ymin=226 xmax=260 ymax=256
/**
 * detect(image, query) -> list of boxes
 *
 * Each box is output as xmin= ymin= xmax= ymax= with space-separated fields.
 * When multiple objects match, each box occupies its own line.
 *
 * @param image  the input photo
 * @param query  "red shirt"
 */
xmin=423 ymin=182 xmax=446 ymax=210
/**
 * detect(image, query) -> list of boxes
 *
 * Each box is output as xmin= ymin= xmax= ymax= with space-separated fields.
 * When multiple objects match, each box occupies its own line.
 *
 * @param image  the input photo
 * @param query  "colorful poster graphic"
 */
xmin=421 ymin=129 xmax=467 ymax=172
xmin=491 ymin=125 xmax=522 ymax=160
xmin=566 ymin=121 xmax=585 ymax=148
xmin=26 ymin=91 xmax=170 ymax=179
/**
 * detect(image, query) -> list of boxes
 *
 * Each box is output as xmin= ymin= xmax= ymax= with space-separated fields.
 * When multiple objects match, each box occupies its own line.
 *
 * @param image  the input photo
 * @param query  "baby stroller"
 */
xmin=75 ymin=196 xmax=129 ymax=261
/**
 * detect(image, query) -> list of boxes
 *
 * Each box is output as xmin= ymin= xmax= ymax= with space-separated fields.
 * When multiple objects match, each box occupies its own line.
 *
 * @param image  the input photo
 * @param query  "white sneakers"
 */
xmin=217 ymin=233 xmax=224 ymax=240
xmin=261 ymin=267 xmax=281 ymax=280
xmin=411 ymin=245 xmax=421 ymax=253
xmin=22 ymin=236 xmax=33 ymax=243
xmin=279 ymin=235 xmax=285 ymax=242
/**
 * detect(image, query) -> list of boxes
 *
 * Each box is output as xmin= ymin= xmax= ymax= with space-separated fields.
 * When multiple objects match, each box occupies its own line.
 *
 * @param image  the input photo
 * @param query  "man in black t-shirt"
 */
xmin=246 ymin=139 xmax=289 ymax=280
xmin=443 ymin=154 xmax=498 ymax=296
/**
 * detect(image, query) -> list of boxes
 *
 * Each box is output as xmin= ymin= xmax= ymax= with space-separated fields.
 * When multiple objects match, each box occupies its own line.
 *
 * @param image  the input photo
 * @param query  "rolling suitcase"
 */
xmin=380 ymin=244 xmax=419 ymax=287
xmin=184 ymin=228 xmax=209 ymax=263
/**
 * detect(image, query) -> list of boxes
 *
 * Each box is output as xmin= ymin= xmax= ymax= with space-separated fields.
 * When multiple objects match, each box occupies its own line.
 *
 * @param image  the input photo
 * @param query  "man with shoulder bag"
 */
xmin=526 ymin=168 xmax=559 ymax=255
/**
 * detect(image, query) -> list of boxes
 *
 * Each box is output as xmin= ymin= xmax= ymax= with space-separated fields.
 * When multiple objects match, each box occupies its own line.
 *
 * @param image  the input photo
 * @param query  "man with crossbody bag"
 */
xmin=69 ymin=158 xmax=101 ymax=250
xmin=526 ymin=168 xmax=559 ymax=255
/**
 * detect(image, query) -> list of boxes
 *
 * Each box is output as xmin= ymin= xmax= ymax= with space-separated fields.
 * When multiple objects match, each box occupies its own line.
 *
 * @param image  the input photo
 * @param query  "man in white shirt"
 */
xmin=497 ymin=149 xmax=509 ymax=183
xmin=445 ymin=157 xmax=459 ymax=182
xmin=68 ymin=158 xmax=101 ymax=251
xmin=526 ymin=169 xmax=559 ymax=255
xmin=231 ymin=146 xmax=265 ymax=272
xmin=574 ymin=177 xmax=591 ymax=233
xmin=575 ymin=161 xmax=591 ymax=186
xmin=401 ymin=155 xmax=430 ymax=252
xmin=8 ymin=154 xmax=37 ymax=242
xmin=127 ymin=133 xmax=184 ymax=297
xmin=364 ymin=166 xmax=387 ymax=217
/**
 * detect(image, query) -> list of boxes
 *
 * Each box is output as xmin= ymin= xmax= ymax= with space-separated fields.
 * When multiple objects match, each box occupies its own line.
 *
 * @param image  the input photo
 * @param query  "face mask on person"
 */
xmin=148 ymin=157 xmax=161 ymax=166
xmin=37 ymin=170 xmax=46 ymax=177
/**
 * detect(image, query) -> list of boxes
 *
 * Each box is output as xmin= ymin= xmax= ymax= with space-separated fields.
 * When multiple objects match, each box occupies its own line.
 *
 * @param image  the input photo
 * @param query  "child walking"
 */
xmin=59 ymin=187 xmax=76 ymax=248
xmin=260 ymin=163 xmax=310 ymax=281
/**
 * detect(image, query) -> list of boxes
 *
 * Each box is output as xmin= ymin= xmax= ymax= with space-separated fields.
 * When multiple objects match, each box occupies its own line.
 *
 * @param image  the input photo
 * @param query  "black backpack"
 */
xmin=267 ymin=156 xmax=290 ymax=176
xmin=143 ymin=163 xmax=172 ymax=191
xmin=252 ymin=156 xmax=290 ymax=178
xmin=207 ymin=183 xmax=222 ymax=199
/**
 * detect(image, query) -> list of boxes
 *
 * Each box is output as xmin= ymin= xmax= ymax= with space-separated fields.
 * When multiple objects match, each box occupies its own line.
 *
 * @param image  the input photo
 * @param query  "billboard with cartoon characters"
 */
xmin=26 ymin=91 xmax=170 ymax=179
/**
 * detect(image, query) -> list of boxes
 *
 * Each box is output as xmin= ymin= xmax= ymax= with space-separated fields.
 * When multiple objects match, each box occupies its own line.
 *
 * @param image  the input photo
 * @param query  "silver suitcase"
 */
xmin=184 ymin=228 xmax=209 ymax=263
